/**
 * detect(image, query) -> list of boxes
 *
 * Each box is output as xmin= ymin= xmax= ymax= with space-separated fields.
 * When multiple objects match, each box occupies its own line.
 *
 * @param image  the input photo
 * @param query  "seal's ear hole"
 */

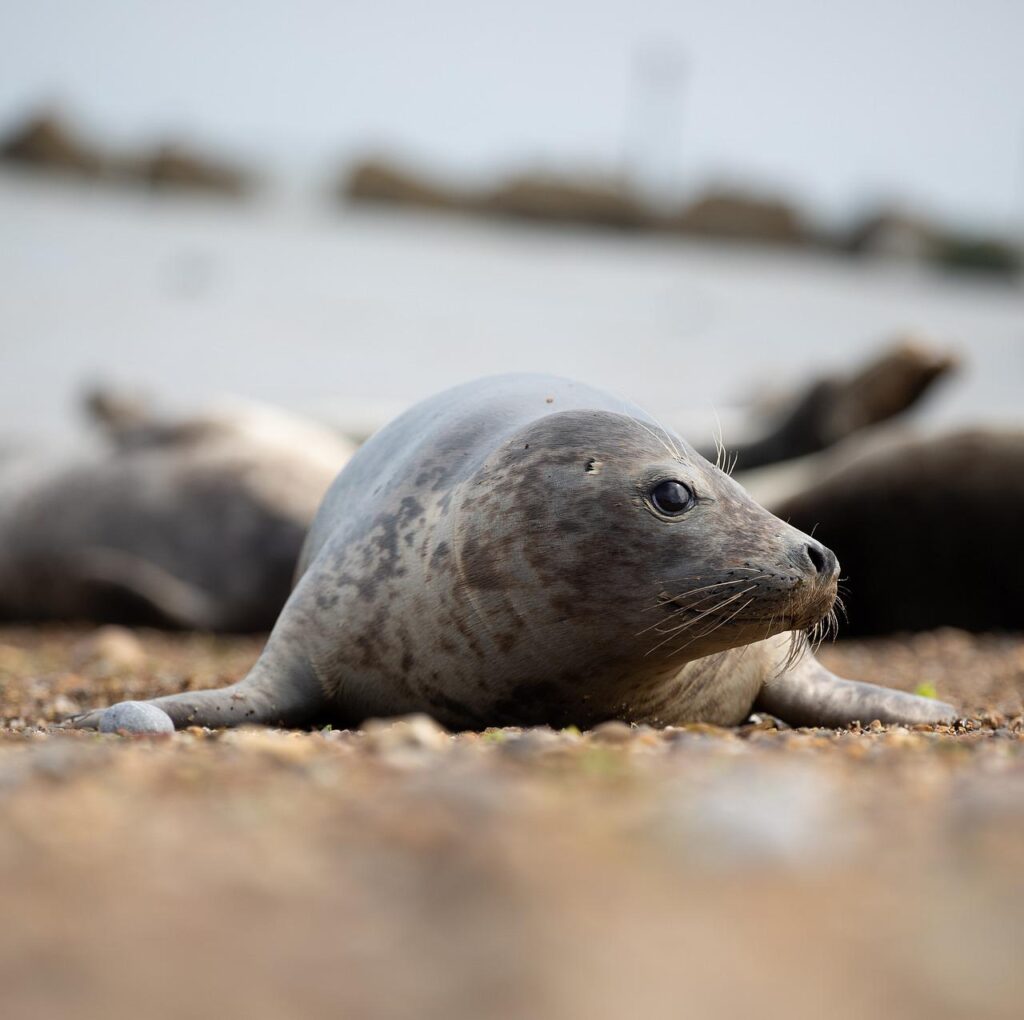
xmin=584 ymin=458 xmax=602 ymax=474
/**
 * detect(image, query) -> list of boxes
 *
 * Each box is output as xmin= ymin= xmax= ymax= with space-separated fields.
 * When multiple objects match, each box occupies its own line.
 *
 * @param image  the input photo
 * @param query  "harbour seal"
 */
xmin=70 ymin=375 xmax=955 ymax=732
xmin=1 ymin=392 xmax=353 ymax=631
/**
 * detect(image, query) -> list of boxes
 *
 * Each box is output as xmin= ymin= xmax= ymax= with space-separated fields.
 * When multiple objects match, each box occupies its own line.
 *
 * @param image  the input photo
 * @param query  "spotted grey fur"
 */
xmin=69 ymin=375 xmax=956 ymax=733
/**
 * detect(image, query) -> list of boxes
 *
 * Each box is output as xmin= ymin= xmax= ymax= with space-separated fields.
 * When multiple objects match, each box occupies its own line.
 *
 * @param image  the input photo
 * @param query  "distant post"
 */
xmin=622 ymin=42 xmax=688 ymax=211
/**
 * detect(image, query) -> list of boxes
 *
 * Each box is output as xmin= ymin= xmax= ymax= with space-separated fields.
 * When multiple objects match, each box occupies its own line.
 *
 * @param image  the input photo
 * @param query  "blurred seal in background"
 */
xmin=721 ymin=340 xmax=1023 ymax=635
xmin=0 ymin=390 xmax=354 ymax=631
xmin=703 ymin=338 xmax=957 ymax=472
xmin=761 ymin=427 xmax=1024 ymax=636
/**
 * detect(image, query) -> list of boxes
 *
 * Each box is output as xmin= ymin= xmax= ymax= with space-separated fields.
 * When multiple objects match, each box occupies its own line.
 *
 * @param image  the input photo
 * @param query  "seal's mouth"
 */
xmin=773 ymin=577 xmax=841 ymax=646
xmin=656 ymin=572 xmax=838 ymax=634
xmin=642 ymin=572 xmax=839 ymax=662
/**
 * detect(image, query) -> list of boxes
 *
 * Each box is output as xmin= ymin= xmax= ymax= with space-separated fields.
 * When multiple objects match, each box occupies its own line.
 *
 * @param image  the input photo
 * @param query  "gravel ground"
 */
xmin=1 ymin=625 xmax=1022 ymax=1020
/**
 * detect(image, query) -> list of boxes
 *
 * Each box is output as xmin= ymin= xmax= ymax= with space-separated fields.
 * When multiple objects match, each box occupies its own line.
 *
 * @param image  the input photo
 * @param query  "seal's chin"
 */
xmin=776 ymin=579 xmax=839 ymax=633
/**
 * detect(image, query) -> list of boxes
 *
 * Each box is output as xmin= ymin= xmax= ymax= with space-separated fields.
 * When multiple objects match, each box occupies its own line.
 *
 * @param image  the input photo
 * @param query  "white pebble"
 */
xmin=98 ymin=701 xmax=174 ymax=736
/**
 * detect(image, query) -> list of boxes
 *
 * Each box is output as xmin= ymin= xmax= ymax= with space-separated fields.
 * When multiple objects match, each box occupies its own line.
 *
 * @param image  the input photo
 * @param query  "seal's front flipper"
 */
xmin=68 ymin=684 xmax=319 ymax=733
xmin=755 ymin=652 xmax=957 ymax=728
xmin=67 ymin=654 xmax=328 ymax=733
xmin=68 ymin=701 xmax=175 ymax=734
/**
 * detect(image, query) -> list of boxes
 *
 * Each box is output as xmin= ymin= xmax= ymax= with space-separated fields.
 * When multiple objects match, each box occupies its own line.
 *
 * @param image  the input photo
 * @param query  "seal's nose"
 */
xmin=804 ymin=541 xmax=838 ymax=579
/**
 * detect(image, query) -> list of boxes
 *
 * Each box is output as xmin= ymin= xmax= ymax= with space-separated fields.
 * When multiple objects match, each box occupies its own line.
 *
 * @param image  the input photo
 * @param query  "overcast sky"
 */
xmin=2 ymin=0 xmax=1023 ymax=228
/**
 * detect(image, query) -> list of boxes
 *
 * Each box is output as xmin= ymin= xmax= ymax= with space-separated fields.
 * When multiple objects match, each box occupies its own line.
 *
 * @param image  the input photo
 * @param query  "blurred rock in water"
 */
xmin=343 ymin=156 xmax=464 ymax=211
xmin=843 ymin=206 xmax=1021 ymax=278
xmin=843 ymin=206 xmax=940 ymax=260
xmin=671 ymin=187 xmax=808 ymax=245
xmin=338 ymin=155 xmax=1022 ymax=273
xmin=130 ymin=142 xmax=252 ymax=197
xmin=929 ymin=233 xmax=1021 ymax=277
xmin=0 ymin=107 xmax=255 ymax=198
xmin=342 ymin=157 xmax=806 ymax=242
xmin=481 ymin=172 xmax=650 ymax=230
xmin=0 ymin=110 xmax=106 ymax=178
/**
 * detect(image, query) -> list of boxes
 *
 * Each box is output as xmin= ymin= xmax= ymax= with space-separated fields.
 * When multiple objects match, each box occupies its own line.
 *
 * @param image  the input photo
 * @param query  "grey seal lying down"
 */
xmin=1 ymin=395 xmax=353 ymax=631
xmin=70 ymin=375 xmax=954 ymax=733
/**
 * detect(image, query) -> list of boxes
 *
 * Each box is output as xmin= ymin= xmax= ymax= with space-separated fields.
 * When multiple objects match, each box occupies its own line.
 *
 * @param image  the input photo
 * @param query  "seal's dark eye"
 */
xmin=651 ymin=480 xmax=695 ymax=516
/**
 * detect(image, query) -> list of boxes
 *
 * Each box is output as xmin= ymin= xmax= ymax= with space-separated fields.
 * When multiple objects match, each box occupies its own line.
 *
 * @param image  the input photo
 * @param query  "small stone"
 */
xmin=498 ymin=727 xmax=562 ymax=758
xmin=589 ymin=720 xmax=634 ymax=745
xmin=98 ymin=701 xmax=174 ymax=736
xmin=744 ymin=713 xmax=790 ymax=731
xmin=73 ymin=626 xmax=147 ymax=675
xmin=220 ymin=728 xmax=319 ymax=762
xmin=363 ymin=714 xmax=450 ymax=753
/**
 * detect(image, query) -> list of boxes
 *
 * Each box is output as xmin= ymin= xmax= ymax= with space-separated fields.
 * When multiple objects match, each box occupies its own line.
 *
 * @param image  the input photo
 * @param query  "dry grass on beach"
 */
xmin=1 ymin=625 xmax=1022 ymax=1020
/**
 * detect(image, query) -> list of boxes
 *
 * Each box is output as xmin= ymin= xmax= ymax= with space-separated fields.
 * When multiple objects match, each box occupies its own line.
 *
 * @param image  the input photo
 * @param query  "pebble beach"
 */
xmin=1 ymin=625 xmax=1021 ymax=1019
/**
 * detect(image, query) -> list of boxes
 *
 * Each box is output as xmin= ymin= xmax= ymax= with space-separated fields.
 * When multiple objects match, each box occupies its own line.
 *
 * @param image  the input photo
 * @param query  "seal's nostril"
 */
xmin=806 ymin=543 xmax=828 ymax=575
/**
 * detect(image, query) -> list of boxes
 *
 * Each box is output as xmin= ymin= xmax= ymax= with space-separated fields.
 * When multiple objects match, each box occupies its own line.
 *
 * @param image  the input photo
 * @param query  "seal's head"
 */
xmin=453 ymin=408 xmax=838 ymax=674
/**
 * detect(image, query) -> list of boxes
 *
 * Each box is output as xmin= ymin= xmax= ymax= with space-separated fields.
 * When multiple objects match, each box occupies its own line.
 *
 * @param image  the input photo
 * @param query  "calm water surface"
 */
xmin=2 ymin=175 xmax=1021 ymax=446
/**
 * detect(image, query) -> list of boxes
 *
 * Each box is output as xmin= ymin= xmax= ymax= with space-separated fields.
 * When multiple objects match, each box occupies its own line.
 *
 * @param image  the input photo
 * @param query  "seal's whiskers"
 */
xmin=712 ymin=410 xmax=727 ymax=473
xmin=643 ymin=593 xmax=745 ymax=655
xmin=834 ymin=591 xmax=849 ymax=623
xmin=642 ymin=566 xmax=769 ymax=614
xmin=643 ymin=407 xmax=681 ymax=460
xmin=640 ymin=577 xmax=768 ymax=637
xmin=709 ymin=413 xmax=739 ymax=476
xmin=777 ymin=631 xmax=810 ymax=677
xmin=666 ymin=595 xmax=758 ymax=659
xmin=644 ymin=584 xmax=758 ymax=656
xmin=640 ymin=574 xmax=769 ymax=629
xmin=626 ymin=414 xmax=680 ymax=462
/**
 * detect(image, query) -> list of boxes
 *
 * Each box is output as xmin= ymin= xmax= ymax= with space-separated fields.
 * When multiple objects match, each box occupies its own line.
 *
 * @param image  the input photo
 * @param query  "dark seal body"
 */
xmin=1 ymin=400 xmax=353 ymax=631
xmin=71 ymin=375 xmax=955 ymax=733
xmin=767 ymin=428 xmax=1024 ymax=636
